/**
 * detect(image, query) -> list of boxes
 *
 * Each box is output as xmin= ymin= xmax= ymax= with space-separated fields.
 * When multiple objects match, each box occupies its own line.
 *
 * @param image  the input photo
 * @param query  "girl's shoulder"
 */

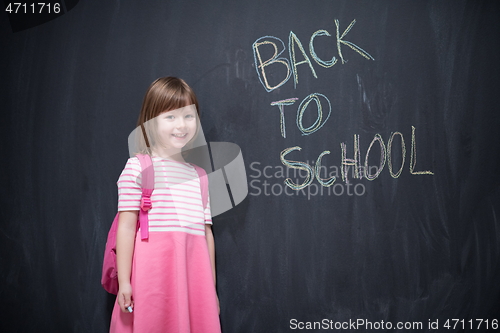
xmin=125 ymin=155 xmax=141 ymax=166
xmin=128 ymin=155 xmax=141 ymax=163
xmin=120 ymin=156 xmax=141 ymax=174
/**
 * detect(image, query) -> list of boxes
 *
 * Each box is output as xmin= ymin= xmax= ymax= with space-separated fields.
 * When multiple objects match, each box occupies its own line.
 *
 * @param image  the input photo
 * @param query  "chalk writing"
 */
xmin=280 ymin=127 xmax=433 ymax=189
xmin=410 ymin=126 xmax=434 ymax=175
xmin=289 ymin=31 xmax=318 ymax=87
xmin=335 ymin=19 xmax=375 ymax=64
xmin=387 ymin=132 xmax=406 ymax=178
xmin=280 ymin=146 xmax=314 ymax=190
xmin=252 ymin=36 xmax=291 ymax=92
xmin=297 ymin=93 xmax=332 ymax=136
xmin=271 ymin=98 xmax=299 ymax=138
xmin=253 ymin=19 xmax=374 ymax=92
xmin=254 ymin=18 xmax=432 ymax=195
xmin=271 ymin=94 xmax=331 ymax=138
xmin=315 ymin=151 xmax=336 ymax=187
xmin=364 ymin=134 xmax=387 ymax=181
xmin=309 ymin=30 xmax=338 ymax=68
xmin=341 ymin=134 xmax=362 ymax=183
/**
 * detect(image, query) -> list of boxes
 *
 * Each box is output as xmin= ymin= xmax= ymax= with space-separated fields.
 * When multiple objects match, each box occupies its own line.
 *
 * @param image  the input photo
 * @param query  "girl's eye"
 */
xmin=165 ymin=115 xmax=174 ymax=120
xmin=185 ymin=114 xmax=195 ymax=119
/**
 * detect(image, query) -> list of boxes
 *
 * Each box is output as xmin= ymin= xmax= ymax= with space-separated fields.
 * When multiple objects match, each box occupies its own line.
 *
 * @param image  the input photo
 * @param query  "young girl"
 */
xmin=110 ymin=77 xmax=221 ymax=332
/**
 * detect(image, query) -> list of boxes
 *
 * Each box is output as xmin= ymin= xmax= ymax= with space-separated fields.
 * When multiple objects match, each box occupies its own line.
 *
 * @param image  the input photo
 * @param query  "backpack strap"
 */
xmin=136 ymin=154 xmax=154 ymax=240
xmin=194 ymin=165 xmax=209 ymax=210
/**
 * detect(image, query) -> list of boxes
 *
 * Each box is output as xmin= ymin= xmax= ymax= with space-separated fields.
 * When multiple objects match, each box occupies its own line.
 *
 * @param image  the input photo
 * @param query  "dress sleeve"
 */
xmin=204 ymin=195 xmax=212 ymax=225
xmin=117 ymin=157 xmax=142 ymax=211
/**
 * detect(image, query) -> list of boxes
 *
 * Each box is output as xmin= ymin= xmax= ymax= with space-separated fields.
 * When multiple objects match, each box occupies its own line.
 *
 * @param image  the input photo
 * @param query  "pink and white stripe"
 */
xmin=117 ymin=156 xmax=212 ymax=236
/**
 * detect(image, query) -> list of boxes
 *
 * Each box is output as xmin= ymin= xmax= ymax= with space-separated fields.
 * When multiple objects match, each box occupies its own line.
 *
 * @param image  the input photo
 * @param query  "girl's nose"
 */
xmin=175 ymin=117 xmax=186 ymax=128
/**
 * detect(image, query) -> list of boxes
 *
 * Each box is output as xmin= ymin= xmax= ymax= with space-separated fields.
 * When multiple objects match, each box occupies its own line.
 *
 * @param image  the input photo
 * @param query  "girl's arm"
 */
xmin=205 ymin=224 xmax=220 ymax=314
xmin=116 ymin=210 xmax=138 ymax=313
xmin=205 ymin=224 xmax=216 ymax=285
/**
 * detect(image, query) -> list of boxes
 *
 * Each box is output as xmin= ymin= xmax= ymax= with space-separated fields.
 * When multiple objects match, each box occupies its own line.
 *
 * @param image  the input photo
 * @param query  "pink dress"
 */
xmin=110 ymin=156 xmax=221 ymax=333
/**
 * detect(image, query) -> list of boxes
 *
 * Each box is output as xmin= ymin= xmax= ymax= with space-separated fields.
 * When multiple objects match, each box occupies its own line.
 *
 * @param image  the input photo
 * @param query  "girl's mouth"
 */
xmin=172 ymin=133 xmax=188 ymax=138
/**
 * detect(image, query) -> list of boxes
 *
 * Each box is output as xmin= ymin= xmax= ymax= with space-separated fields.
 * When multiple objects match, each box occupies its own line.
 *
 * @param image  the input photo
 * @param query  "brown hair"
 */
xmin=137 ymin=77 xmax=199 ymax=127
xmin=134 ymin=77 xmax=200 ymax=155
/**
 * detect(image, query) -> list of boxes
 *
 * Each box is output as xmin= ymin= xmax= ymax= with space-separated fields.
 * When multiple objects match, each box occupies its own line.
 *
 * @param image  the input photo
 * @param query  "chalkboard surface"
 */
xmin=1 ymin=1 xmax=500 ymax=332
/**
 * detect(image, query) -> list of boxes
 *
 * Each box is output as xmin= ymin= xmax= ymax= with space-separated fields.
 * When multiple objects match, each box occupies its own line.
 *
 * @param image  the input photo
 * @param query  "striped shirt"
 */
xmin=117 ymin=156 xmax=212 ymax=236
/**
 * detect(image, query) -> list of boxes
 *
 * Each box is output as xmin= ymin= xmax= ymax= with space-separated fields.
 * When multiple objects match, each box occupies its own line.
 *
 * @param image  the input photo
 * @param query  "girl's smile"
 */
xmin=171 ymin=132 xmax=189 ymax=141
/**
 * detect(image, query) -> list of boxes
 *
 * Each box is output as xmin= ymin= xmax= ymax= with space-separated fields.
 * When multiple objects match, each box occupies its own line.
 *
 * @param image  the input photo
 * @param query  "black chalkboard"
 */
xmin=1 ymin=1 xmax=500 ymax=332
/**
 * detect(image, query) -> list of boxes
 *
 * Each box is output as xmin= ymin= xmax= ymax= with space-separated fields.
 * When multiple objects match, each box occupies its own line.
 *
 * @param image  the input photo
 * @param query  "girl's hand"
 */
xmin=117 ymin=283 xmax=134 ymax=313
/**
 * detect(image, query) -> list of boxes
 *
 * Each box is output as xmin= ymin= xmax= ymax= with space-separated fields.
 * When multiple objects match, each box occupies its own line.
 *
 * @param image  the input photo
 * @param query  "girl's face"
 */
xmin=156 ymin=104 xmax=197 ymax=151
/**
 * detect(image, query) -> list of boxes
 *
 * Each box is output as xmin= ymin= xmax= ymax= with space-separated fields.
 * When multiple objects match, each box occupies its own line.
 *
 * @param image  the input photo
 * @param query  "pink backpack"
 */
xmin=101 ymin=154 xmax=209 ymax=294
